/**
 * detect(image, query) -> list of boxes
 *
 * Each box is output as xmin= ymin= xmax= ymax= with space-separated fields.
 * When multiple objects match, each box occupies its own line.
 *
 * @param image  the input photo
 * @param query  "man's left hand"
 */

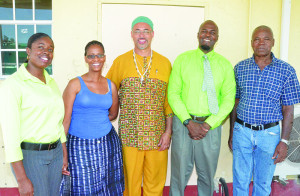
xmin=158 ymin=132 xmax=171 ymax=151
xmin=272 ymin=142 xmax=288 ymax=164
xmin=189 ymin=122 xmax=211 ymax=140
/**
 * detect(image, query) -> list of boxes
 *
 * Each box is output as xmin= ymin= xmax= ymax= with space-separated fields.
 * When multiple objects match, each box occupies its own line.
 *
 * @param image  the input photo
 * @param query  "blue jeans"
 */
xmin=232 ymin=122 xmax=280 ymax=196
xmin=19 ymin=141 xmax=63 ymax=196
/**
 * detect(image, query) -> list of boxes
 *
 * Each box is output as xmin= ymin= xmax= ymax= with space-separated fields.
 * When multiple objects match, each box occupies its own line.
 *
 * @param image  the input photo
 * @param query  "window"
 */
xmin=0 ymin=0 xmax=52 ymax=78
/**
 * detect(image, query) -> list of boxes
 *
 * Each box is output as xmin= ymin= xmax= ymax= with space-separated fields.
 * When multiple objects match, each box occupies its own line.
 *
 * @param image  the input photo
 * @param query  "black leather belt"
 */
xmin=236 ymin=118 xmax=279 ymax=131
xmin=190 ymin=115 xmax=209 ymax=122
xmin=21 ymin=139 xmax=60 ymax=151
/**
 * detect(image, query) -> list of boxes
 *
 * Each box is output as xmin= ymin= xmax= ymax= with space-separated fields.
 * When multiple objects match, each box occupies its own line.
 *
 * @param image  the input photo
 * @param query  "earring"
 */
xmin=27 ymin=56 xmax=30 ymax=60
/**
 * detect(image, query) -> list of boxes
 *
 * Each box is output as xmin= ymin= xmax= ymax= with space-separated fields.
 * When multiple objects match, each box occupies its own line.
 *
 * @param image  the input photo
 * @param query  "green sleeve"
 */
xmin=0 ymin=81 xmax=23 ymax=162
xmin=167 ymin=55 xmax=191 ymax=123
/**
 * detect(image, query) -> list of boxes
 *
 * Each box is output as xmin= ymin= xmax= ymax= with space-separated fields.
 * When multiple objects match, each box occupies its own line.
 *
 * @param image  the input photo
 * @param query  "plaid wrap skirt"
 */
xmin=60 ymin=127 xmax=124 ymax=196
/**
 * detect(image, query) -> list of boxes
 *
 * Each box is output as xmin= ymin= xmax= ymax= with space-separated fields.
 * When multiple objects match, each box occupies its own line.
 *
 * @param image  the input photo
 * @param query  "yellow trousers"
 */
xmin=123 ymin=146 xmax=168 ymax=196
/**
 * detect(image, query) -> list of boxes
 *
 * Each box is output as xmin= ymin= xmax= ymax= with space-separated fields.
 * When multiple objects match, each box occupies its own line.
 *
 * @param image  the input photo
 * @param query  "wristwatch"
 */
xmin=280 ymin=138 xmax=290 ymax=145
xmin=183 ymin=119 xmax=192 ymax=127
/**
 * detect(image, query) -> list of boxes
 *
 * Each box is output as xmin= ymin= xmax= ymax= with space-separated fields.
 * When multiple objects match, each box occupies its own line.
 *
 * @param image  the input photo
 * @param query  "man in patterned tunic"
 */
xmin=106 ymin=16 xmax=173 ymax=196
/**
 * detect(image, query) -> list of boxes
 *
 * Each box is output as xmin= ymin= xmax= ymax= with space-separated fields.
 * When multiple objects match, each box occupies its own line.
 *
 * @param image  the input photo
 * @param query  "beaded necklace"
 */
xmin=133 ymin=50 xmax=152 ymax=84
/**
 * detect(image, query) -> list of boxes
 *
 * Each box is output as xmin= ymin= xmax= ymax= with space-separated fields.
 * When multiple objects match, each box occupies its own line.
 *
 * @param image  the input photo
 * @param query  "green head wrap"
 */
xmin=131 ymin=16 xmax=153 ymax=30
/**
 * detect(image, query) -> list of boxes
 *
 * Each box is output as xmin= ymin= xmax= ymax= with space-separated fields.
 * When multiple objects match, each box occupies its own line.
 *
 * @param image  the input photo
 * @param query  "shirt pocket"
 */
xmin=264 ymin=77 xmax=283 ymax=102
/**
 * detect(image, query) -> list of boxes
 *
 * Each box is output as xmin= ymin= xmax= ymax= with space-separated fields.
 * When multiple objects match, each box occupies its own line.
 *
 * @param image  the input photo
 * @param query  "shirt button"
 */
xmin=97 ymin=141 xmax=100 ymax=143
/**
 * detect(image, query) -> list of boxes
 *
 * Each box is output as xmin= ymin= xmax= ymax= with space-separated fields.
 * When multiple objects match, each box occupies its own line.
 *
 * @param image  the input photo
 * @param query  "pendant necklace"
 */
xmin=133 ymin=50 xmax=152 ymax=84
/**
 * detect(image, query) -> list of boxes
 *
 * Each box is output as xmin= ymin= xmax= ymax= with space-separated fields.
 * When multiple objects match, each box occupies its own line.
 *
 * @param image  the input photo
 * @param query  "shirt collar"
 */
xmin=198 ymin=48 xmax=215 ymax=59
xmin=270 ymin=52 xmax=276 ymax=65
xmin=251 ymin=52 xmax=276 ymax=67
xmin=19 ymin=63 xmax=52 ymax=84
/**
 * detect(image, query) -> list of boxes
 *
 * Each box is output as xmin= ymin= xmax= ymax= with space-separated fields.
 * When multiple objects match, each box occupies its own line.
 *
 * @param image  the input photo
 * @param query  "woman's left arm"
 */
xmin=61 ymin=78 xmax=80 ymax=175
xmin=108 ymin=81 xmax=119 ymax=121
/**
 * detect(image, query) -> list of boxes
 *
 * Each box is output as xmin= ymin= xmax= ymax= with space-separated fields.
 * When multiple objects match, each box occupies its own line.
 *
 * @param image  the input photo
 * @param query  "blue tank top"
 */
xmin=68 ymin=77 xmax=113 ymax=139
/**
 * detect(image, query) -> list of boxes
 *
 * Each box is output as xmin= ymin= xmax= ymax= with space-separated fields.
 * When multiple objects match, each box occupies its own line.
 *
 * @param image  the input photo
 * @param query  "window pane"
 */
xmin=15 ymin=0 xmax=33 ymax=20
xmin=45 ymin=64 xmax=52 ymax=75
xmin=2 ymin=51 xmax=17 ymax=75
xmin=0 ymin=0 xmax=13 ymax=20
xmin=0 ymin=25 xmax=16 ymax=49
xmin=18 ymin=51 xmax=27 ymax=67
xmin=35 ymin=0 xmax=52 ymax=20
xmin=17 ymin=25 xmax=34 ymax=49
xmin=36 ymin=25 xmax=51 ymax=36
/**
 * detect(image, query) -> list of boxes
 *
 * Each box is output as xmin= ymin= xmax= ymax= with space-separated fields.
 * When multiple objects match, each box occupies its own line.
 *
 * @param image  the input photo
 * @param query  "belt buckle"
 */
xmin=250 ymin=124 xmax=257 ymax=130
xmin=252 ymin=124 xmax=263 ymax=131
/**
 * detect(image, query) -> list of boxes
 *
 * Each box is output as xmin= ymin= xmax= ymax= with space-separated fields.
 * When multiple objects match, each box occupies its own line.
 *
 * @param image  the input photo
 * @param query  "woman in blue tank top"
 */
xmin=60 ymin=41 xmax=124 ymax=195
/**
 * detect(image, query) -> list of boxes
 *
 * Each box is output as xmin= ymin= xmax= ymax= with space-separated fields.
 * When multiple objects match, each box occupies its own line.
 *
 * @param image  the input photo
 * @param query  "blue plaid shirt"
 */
xmin=235 ymin=53 xmax=300 ymax=124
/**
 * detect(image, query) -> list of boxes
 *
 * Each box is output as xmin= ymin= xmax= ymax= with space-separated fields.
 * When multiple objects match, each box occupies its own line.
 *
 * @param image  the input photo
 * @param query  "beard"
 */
xmin=137 ymin=43 xmax=149 ymax=50
xmin=200 ymin=45 xmax=211 ymax=51
xmin=137 ymin=45 xmax=148 ymax=50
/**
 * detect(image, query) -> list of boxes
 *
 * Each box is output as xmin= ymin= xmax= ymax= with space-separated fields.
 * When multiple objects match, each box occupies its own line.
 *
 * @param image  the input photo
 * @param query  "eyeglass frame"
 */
xmin=86 ymin=54 xmax=106 ymax=60
xmin=132 ymin=29 xmax=152 ymax=35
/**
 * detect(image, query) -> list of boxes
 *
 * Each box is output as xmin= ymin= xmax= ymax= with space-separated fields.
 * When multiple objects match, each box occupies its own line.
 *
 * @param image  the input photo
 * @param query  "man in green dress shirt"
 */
xmin=168 ymin=20 xmax=236 ymax=196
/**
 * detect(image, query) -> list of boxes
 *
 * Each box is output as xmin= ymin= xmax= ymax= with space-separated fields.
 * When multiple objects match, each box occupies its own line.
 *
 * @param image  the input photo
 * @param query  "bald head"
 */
xmin=198 ymin=20 xmax=219 ymax=53
xmin=199 ymin=20 xmax=219 ymax=34
xmin=252 ymin=25 xmax=274 ymax=41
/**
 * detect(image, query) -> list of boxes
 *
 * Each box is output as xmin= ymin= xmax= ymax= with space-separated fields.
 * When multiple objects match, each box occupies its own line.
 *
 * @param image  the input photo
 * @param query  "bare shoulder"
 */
xmin=65 ymin=77 xmax=81 ymax=94
xmin=110 ymin=80 xmax=117 ymax=88
xmin=109 ymin=79 xmax=118 ymax=93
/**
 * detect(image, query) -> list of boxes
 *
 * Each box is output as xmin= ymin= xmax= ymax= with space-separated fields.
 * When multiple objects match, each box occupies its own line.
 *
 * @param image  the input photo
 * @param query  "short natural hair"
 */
xmin=252 ymin=25 xmax=274 ymax=40
xmin=84 ymin=40 xmax=105 ymax=56
xmin=27 ymin=33 xmax=53 ymax=49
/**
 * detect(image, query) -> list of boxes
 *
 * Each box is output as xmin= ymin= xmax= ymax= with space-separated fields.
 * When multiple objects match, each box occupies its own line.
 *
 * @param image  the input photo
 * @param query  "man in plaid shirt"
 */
xmin=229 ymin=25 xmax=300 ymax=196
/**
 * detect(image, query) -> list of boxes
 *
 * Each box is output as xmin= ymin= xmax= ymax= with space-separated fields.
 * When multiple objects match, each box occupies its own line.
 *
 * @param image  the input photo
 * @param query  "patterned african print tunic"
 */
xmin=106 ymin=50 xmax=173 ymax=150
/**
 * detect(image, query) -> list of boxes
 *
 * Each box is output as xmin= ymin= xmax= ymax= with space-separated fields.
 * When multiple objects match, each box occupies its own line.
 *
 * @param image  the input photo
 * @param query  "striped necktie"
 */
xmin=202 ymin=54 xmax=219 ymax=115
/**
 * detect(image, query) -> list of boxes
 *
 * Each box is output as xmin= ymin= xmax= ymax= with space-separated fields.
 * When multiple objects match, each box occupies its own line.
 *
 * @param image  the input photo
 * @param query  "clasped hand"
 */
xmin=187 ymin=121 xmax=210 ymax=140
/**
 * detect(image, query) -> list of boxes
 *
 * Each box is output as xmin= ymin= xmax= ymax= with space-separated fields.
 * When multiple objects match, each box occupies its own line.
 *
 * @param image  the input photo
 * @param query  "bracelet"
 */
xmin=280 ymin=138 xmax=290 ymax=145
xmin=164 ymin=132 xmax=172 ymax=138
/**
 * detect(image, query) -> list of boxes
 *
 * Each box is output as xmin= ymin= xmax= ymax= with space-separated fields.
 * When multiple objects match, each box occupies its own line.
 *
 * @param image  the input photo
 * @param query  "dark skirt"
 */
xmin=60 ymin=127 xmax=124 ymax=196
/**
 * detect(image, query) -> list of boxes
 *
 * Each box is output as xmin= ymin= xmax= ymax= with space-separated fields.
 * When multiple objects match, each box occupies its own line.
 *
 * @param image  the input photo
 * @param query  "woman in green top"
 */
xmin=0 ymin=33 xmax=67 ymax=196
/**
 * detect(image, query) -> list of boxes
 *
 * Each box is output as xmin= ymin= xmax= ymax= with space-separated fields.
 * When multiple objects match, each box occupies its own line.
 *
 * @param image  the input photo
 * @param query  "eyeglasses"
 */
xmin=132 ymin=30 xmax=152 ymax=35
xmin=86 ymin=54 xmax=105 ymax=59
